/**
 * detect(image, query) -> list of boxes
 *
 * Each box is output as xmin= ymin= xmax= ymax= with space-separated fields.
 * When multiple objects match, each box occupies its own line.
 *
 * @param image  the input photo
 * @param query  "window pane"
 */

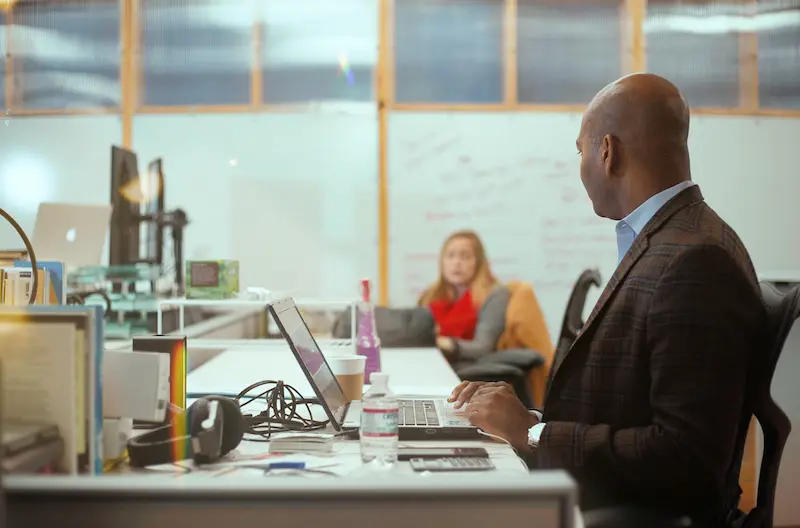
xmin=261 ymin=0 xmax=376 ymax=103
xmin=142 ymin=0 xmax=252 ymax=106
xmin=646 ymin=1 xmax=742 ymax=108
xmin=394 ymin=0 xmax=503 ymax=104
xmin=758 ymin=0 xmax=800 ymax=109
xmin=518 ymin=0 xmax=622 ymax=104
xmin=11 ymin=0 xmax=120 ymax=110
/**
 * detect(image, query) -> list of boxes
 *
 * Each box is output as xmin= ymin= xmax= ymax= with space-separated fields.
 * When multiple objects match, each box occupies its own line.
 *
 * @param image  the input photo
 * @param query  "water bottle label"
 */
xmin=360 ymin=408 xmax=399 ymax=437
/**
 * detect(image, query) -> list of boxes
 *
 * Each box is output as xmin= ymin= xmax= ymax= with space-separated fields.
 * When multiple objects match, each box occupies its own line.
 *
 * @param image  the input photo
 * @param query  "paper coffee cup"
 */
xmin=327 ymin=355 xmax=366 ymax=402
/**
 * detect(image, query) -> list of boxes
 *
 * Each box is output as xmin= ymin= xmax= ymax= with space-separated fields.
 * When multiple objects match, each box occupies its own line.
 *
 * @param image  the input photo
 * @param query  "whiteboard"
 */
xmin=388 ymin=112 xmax=800 ymax=334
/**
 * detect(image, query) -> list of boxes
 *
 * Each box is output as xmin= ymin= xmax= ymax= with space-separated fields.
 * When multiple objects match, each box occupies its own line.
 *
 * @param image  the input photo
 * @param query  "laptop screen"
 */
xmin=272 ymin=304 xmax=348 ymax=425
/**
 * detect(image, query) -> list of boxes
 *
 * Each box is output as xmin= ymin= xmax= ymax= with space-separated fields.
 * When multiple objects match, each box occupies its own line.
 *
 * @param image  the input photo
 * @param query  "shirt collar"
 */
xmin=616 ymin=180 xmax=695 ymax=238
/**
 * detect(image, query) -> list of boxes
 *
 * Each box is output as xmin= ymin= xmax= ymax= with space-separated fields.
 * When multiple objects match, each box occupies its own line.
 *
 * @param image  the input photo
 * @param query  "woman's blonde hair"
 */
xmin=418 ymin=230 xmax=498 ymax=308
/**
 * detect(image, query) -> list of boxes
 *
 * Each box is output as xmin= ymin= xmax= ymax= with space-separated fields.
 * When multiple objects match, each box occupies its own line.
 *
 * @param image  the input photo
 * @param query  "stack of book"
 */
xmin=0 ymin=304 xmax=105 ymax=474
xmin=0 ymin=261 xmax=64 ymax=305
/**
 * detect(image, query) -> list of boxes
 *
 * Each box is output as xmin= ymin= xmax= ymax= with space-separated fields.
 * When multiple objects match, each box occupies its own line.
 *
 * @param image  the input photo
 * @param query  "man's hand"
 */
xmin=448 ymin=380 xmax=488 ymax=408
xmin=448 ymin=381 xmax=538 ymax=450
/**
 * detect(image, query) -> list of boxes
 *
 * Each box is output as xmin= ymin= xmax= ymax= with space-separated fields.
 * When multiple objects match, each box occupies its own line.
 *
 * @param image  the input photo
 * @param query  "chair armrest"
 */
xmin=583 ymin=506 xmax=692 ymax=528
xmin=476 ymin=348 xmax=545 ymax=371
xmin=454 ymin=362 xmax=525 ymax=382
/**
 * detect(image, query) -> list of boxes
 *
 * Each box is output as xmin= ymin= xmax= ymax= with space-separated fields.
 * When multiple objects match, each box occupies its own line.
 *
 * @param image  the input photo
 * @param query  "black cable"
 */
xmin=66 ymin=288 xmax=112 ymax=314
xmin=186 ymin=391 xmax=322 ymax=404
xmin=233 ymin=380 xmax=328 ymax=442
xmin=135 ymin=382 xmax=327 ymax=435
xmin=0 ymin=206 xmax=38 ymax=304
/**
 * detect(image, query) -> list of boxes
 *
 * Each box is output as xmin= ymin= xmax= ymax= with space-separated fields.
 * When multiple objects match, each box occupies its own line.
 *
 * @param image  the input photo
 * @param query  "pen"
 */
xmin=265 ymin=462 xmax=306 ymax=470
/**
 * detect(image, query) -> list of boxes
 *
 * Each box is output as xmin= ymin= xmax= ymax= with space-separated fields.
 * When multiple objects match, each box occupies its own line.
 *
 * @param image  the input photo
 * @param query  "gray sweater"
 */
xmin=453 ymin=284 xmax=511 ymax=362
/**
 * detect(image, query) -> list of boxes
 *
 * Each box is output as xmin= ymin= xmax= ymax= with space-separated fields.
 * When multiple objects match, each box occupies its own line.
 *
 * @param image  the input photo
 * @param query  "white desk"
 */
xmin=187 ymin=345 xmax=584 ymax=527
xmin=187 ymin=345 xmax=460 ymax=397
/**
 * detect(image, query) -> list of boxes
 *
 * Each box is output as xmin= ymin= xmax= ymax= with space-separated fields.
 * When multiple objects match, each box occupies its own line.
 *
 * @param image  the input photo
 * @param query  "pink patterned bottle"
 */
xmin=356 ymin=278 xmax=382 ymax=383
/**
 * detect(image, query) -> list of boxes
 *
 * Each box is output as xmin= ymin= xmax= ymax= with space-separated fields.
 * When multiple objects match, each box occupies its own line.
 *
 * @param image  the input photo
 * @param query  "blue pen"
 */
xmin=266 ymin=462 xmax=306 ymax=470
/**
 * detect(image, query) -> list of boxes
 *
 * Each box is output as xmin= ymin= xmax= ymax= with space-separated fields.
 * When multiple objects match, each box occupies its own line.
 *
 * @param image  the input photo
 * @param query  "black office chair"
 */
xmin=584 ymin=282 xmax=799 ymax=528
xmin=544 ymin=269 xmax=601 ymax=398
xmin=740 ymin=282 xmax=798 ymax=527
xmin=454 ymin=353 xmax=538 ymax=408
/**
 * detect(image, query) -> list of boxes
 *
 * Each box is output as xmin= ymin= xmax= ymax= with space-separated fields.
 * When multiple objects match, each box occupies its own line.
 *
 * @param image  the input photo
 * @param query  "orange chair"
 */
xmin=495 ymin=281 xmax=554 ymax=408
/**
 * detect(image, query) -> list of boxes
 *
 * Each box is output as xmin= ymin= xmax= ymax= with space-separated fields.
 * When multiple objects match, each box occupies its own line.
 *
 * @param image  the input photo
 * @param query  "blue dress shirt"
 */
xmin=615 ymin=181 xmax=695 ymax=264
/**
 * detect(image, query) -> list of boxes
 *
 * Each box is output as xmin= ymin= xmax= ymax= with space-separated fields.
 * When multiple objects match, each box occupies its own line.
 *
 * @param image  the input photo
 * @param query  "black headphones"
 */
xmin=127 ymin=396 xmax=245 ymax=468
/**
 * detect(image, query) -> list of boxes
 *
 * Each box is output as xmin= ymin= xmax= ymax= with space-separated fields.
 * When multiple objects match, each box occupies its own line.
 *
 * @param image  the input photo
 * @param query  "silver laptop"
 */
xmin=267 ymin=298 xmax=480 ymax=440
xmin=31 ymin=202 xmax=113 ymax=269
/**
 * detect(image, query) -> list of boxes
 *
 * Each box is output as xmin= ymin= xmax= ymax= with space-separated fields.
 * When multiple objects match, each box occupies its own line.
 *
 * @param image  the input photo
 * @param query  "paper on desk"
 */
xmin=214 ymin=453 xmax=362 ymax=476
xmin=143 ymin=453 xmax=363 ymax=478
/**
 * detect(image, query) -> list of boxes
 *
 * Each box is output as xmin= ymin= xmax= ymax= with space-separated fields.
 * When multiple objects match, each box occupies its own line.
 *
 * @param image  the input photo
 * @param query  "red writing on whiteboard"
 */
xmin=402 ymin=136 xmax=460 ymax=170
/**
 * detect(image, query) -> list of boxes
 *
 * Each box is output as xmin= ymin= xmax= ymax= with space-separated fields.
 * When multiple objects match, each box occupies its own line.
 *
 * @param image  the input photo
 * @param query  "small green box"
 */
xmin=185 ymin=260 xmax=240 ymax=300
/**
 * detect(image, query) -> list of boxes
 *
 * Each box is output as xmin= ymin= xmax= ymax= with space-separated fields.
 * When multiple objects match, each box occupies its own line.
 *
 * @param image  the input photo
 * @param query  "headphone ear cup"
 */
xmin=205 ymin=396 xmax=245 ymax=456
xmin=188 ymin=398 xmax=211 ymax=436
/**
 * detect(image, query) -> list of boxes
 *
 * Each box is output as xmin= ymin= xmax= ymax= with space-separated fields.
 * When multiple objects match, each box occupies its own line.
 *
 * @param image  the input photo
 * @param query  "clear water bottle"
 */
xmin=360 ymin=372 xmax=399 ymax=466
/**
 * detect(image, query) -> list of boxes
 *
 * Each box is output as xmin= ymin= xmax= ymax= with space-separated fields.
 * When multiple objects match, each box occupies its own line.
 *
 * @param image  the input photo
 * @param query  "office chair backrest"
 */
xmin=740 ymin=282 xmax=799 ymax=528
xmin=554 ymin=269 xmax=601 ymax=361
xmin=545 ymin=269 xmax=602 ymax=399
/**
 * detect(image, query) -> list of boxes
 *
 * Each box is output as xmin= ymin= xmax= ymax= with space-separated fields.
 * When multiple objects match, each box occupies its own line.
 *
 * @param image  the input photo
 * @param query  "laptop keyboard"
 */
xmin=399 ymin=399 xmax=440 ymax=427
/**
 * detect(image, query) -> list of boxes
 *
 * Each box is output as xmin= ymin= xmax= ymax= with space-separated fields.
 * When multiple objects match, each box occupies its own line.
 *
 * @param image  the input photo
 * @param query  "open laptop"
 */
xmin=267 ymin=298 xmax=480 ymax=440
xmin=31 ymin=203 xmax=113 ymax=269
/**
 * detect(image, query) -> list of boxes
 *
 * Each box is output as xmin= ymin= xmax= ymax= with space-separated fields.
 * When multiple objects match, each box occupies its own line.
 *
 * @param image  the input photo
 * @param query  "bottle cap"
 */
xmin=360 ymin=278 xmax=371 ymax=303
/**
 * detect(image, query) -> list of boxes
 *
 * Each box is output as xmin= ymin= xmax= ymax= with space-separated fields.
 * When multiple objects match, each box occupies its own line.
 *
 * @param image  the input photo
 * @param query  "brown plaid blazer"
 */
xmin=537 ymin=185 xmax=765 ymax=516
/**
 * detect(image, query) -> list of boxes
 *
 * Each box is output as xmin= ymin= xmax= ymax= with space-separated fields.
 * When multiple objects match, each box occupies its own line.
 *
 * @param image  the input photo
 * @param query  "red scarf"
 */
xmin=428 ymin=291 xmax=479 ymax=340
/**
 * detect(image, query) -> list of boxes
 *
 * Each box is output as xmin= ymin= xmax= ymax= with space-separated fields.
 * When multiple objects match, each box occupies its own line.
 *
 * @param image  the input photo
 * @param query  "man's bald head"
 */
xmin=577 ymin=73 xmax=692 ymax=220
xmin=586 ymin=73 xmax=690 ymax=163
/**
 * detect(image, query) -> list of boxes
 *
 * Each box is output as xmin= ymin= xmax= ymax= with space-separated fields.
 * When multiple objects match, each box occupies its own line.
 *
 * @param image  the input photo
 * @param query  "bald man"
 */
xmin=450 ymin=74 xmax=765 ymax=523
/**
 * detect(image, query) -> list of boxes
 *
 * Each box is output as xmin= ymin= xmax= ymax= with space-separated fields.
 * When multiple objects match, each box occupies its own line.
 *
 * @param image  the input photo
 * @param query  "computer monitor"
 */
xmin=5 ymin=473 xmax=577 ymax=527
xmin=141 ymin=158 xmax=164 ymax=265
xmin=109 ymin=146 xmax=141 ymax=267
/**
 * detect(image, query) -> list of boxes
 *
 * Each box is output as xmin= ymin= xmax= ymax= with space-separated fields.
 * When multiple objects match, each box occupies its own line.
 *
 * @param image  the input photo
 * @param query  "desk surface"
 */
xmin=187 ymin=345 xmax=461 ymax=397
xmin=185 ymin=345 xmax=584 ymax=527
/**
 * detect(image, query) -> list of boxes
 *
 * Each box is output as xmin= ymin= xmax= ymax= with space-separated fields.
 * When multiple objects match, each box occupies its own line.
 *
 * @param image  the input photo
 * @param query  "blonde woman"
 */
xmin=418 ymin=230 xmax=511 ymax=367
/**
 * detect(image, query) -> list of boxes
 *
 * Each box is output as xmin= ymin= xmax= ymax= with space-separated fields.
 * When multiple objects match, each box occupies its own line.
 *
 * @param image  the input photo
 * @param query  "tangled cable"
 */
xmin=66 ymin=288 xmax=113 ymax=314
xmin=234 ymin=380 xmax=328 ymax=441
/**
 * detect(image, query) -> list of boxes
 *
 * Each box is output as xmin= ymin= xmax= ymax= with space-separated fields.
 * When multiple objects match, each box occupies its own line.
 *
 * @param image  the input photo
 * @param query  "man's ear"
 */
xmin=601 ymin=134 xmax=616 ymax=178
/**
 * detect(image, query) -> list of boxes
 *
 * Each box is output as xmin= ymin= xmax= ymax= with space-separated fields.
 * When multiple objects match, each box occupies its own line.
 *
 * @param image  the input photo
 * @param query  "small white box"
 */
xmin=103 ymin=350 xmax=170 ymax=422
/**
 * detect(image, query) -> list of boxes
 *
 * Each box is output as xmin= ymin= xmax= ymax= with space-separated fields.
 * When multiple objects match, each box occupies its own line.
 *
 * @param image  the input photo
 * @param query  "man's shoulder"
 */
xmin=649 ymin=201 xmax=757 ymax=281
